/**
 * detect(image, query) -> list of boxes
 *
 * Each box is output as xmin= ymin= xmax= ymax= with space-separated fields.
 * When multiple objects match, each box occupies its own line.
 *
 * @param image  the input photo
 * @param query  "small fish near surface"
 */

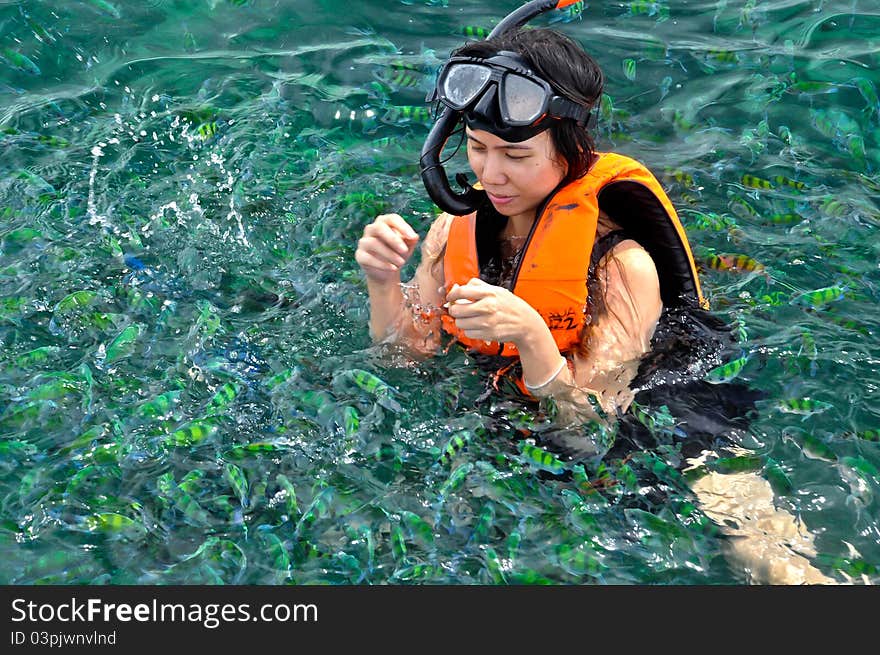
xmin=790 ymin=284 xmax=848 ymax=310
xmin=705 ymin=352 xmax=749 ymax=384
xmin=702 ymin=252 xmax=768 ymax=279
xmin=778 ymin=397 xmax=833 ymax=419
xmin=515 ymin=441 xmax=567 ymax=475
xmin=335 ymin=368 xmax=402 ymax=412
xmin=99 ymin=323 xmax=145 ymax=366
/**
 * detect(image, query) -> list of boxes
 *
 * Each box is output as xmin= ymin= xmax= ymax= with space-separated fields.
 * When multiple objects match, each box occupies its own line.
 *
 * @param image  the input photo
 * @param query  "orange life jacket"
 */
xmin=441 ymin=152 xmax=706 ymax=360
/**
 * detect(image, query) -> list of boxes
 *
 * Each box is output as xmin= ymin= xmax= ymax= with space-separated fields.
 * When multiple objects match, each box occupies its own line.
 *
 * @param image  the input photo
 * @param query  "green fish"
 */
xmin=765 ymin=213 xmax=803 ymax=225
xmin=265 ymin=366 xmax=297 ymax=390
xmin=341 ymin=405 xmax=360 ymax=437
xmin=163 ymin=418 xmax=219 ymax=447
xmin=665 ymin=168 xmax=695 ymax=187
xmin=0 ymin=439 xmax=38 ymax=457
xmin=764 ymin=457 xmax=793 ymax=495
xmin=705 ymin=353 xmax=749 ymax=384
xmin=26 ymin=375 xmax=85 ymax=401
xmin=393 ymin=563 xmax=441 ymax=582
xmin=670 ymin=109 xmax=697 ymax=131
xmin=102 ymin=323 xmax=144 ymax=364
xmin=625 ymin=508 xmax=690 ymax=542
xmin=741 ymin=174 xmax=774 ymax=190
xmin=801 ymin=434 xmax=837 ymax=462
xmin=399 ymin=510 xmax=434 ymax=546
xmin=275 ymin=474 xmax=300 ymax=518
xmin=791 ymin=285 xmax=847 ymax=309
xmin=840 ymin=456 xmax=879 ymax=482
xmin=1 ymin=48 xmax=41 ymax=75
xmin=206 ymin=381 xmax=241 ymax=414
xmin=556 ymin=541 xmax=605 ymax=578
xmin=381 ymin=105 xmax=432 ymax=124
xmin=852 ymin=429 xmax=879 ymax=442
xmin=382 ymin=68 xmax=426 ymax=89
xmin=296 ymin=486 xmax=334 ymax=533
xmin=821 ymin=313 xmax=870 ymax=336
xmin=224 ymin=442 xmax=282 ymax=459
xmin=706 ymin=49 xmax=739 ymax=64
xmin=723 ymin=198 xmax=756 ymax=223
xmin=1 ymin=227 xmax=43 ymax=252
xmin=483 ymin=547 xmax=507 ymax=584
xmin=197 ymin=122 xmax=218 ymax=141
xmin=84 ymin=0 xmax=122 ymax=19
xmin=84 ymin=512 xmax=138 ymax=533
xmin=815 ymin=554 xmax=878 ymax=579
xmin=507 ymin=569 xmax=556 ymax=585
xmin=177 ymin=470 xmax=206 ymax=496
xmin=138 ymin=389 xmax=183 ymax=419
xmin=773 ymin=175 xmax=807 ymax=191
xmin=291 ymin=388 xmax=336 ymax=419
xmin=516 ymin=441 xmax=566 ymax=475
xmin=779 ymin=397 xmax=833 ymax=417
xmin=54 ymin=290 xmax=98 ymax=314
xmin=256 ymin=529 xmax=291 ymax=574
xmin=629 ymin=401 xmax=683 ymax=437
xmin=818 ymin=195 xmax=849 ymax=218
xmin=438 ymin=461 xmax=474 ymax=498
xmin=470 ymin=502 xmax=496 ymax=544
xmin=506 ymin=530 xmax=523 ymax=562
xmin=26 ymin=17 xmax=57 ymax=44
xmin=628 ymin=0 xmax=670 ymax=21
xmin=710 ymin=454 xmax=764 ymax=474
xmin=797 ymin=329 xmax=818 ymax=376
xmin=340 ymin=368 xmax=402 ymax=412
xmin=599 ymin=93 xmax=615 ymax=122
xmin=390 ymin=524 xmax=407 ymax=562
xmin=459 ymin=25 xmax=492 ymax=39
xmin=754 ymin=290 xmax=789 ymax=306
xmin=437 ymin=428 xmax=474 ymax=466
xmin=223 ymin=463 xmax=250 ymax=508
xmin=156 ymin=472 xmax=212 ymax=525
xmin=622 ymin=58 xmax=637 ymax=81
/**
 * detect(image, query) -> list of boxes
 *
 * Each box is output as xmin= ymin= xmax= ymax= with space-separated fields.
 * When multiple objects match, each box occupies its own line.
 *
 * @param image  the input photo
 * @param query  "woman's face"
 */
xmin=465 ymin=127 xmax=567 ymax=226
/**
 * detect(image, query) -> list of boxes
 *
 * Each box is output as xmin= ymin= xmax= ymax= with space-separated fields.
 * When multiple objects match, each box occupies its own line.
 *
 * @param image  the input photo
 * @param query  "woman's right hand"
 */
xmin=355 ymin=213 xmax=420 ymax=285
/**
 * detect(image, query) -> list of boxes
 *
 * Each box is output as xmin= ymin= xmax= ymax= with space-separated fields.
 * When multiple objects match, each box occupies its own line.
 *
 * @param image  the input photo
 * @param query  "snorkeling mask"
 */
xmin=435 ymin=52 xmax=589 ymax=143
xmin=420 ymin=0 xmax=589 ymax=215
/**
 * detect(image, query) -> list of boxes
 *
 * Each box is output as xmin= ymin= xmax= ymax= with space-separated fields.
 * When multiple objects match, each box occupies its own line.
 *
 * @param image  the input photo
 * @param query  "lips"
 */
xmin=486 ymin=192 xmax=515 ymax=205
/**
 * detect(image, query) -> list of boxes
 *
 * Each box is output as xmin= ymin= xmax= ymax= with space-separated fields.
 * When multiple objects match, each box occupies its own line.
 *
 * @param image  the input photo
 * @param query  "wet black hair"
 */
xmin=451 ymin=27 xmax=605 ymax=186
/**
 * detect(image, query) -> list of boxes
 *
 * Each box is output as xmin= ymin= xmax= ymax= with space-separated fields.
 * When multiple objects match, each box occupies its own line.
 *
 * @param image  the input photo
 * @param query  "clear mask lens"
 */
xmin=441 ymin=64 xmax=492 ymax=108
xmin=501 ymin=74 xmax=546 ymax=124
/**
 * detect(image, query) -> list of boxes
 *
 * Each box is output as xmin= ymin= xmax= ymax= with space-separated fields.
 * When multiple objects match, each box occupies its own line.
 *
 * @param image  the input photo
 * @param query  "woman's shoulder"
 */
xmin=606 ymin=239 xmax=659 ymax=281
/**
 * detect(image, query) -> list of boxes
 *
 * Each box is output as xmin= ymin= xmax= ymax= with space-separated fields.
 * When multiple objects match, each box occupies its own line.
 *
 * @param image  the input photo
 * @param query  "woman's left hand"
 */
xmin=445 ymin=277 xmax=546 ymax=347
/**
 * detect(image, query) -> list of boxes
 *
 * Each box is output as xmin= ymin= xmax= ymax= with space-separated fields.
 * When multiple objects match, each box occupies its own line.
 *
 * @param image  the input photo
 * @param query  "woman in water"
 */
xmin=355 ymin=25 xmax=832 ymax=584
xmin=357 ymin=27 xmax=686 ymax=430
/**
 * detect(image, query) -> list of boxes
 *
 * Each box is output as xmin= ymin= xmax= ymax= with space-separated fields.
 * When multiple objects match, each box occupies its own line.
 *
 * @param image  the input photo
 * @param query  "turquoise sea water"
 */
xmin=0 ymin=0 xmax=878 ymax=585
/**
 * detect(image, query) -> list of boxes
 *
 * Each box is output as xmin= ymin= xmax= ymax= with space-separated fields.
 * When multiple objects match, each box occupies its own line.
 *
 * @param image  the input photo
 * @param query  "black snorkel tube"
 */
xmin=419 ymin=0 xmax=583 ymax=216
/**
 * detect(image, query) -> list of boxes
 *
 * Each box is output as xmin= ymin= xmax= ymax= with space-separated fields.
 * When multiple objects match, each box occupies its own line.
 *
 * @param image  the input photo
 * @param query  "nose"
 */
xmin=479 ymin=151 xmax=507 ymax=186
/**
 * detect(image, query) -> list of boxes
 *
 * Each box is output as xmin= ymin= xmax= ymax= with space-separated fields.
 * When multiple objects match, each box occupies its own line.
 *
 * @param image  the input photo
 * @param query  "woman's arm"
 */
xmin=525 ymin=241 xmax=663 ymax=424
xmin=357 ymin=212 xmax=452 ymax=356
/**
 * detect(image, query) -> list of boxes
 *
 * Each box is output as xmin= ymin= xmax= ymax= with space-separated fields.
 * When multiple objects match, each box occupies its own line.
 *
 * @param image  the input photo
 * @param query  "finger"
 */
xmin=360 ymin=229 xmax=412 ymax=266
xmin=355 ymin=248 xmax=401 ymax=273
xmin=445 ymin=299 xmax=486 ymax=320
xmin=446 ymin=282 xmax=495 ymax=303
xmin=356 ymin=232 xmax=411 ymax=266
xmin=376 ymin=213 xmax=420 ymax=245
xmin=358 ymin=238 xmax=408 ymax=269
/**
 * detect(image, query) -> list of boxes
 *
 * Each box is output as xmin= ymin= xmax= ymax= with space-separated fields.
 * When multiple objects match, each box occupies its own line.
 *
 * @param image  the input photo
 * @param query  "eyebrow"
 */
xmin=466 ymin=134 xmax=533 ymax=150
